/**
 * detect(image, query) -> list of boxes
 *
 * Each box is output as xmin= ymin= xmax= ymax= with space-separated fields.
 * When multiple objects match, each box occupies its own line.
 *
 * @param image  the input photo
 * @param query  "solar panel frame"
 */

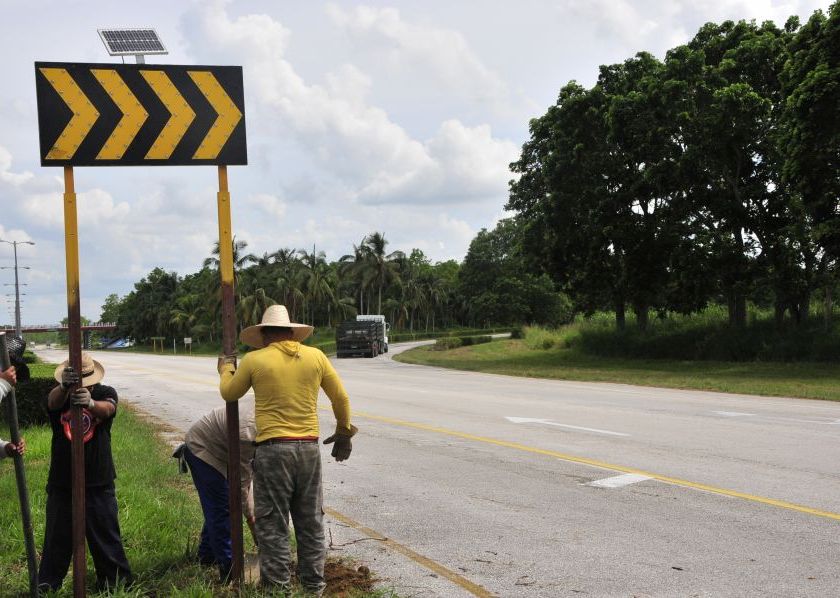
xmin=97 ymin=28 xmax=168 ymax=56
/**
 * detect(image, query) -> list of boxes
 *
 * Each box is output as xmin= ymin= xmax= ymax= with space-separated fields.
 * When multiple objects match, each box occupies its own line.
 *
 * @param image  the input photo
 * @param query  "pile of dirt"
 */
xmin=325 ymin=560 xmax=376 ymax=597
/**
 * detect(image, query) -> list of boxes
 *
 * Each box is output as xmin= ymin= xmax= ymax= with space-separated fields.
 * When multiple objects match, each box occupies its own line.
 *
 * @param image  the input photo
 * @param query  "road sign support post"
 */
xmin=217 ymin=165 xmax=244 ymax=584
xmin=63 ymin=166 xmax=87 ymax=598
xmin=0 ymin=332 xmax=38 ymax=597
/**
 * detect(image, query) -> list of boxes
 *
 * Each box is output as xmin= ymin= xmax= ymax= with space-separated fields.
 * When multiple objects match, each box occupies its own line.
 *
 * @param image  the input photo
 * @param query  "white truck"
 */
xmin=355 ymin=315 xmax=390 ymax=353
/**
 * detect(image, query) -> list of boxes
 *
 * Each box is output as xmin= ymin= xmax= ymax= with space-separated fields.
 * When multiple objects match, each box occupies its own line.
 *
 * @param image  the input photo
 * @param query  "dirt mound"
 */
xmin=325 ymin=560 xmax=376 ymax=596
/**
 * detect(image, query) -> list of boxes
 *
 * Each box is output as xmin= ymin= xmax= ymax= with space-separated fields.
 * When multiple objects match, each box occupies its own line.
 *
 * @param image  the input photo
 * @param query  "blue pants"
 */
xmin=184 ymin=445 xmax=231 ymax=579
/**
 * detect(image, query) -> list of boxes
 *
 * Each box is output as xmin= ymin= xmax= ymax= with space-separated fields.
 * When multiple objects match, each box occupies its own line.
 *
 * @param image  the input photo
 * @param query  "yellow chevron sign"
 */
xmin=189 ymin=71 xmax=243 ymax=160
xmin=35 ymin=62 xmax=246 ymax=166
xmin=39 ymin=68 xmax=100 ymax=161
xmin=91 ymin=69 xmax=148 ymax=160
xmin=140 ymin=70 xmax=196 ymax=160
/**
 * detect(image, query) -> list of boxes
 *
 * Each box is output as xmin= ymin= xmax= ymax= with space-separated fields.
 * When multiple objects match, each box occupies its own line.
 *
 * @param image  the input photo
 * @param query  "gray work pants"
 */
xmin=254 ymin=441 xmax=326 ymax=594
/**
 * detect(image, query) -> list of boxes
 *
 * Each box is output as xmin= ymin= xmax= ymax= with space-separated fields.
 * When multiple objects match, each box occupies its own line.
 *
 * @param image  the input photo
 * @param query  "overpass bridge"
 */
xmin=1 ymin=323 xmax=118 ymax=349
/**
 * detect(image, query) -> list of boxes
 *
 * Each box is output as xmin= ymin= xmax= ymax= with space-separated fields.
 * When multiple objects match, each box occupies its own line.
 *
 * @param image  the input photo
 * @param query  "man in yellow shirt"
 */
xmin=219 ymin=305 xmax=357 ymax=595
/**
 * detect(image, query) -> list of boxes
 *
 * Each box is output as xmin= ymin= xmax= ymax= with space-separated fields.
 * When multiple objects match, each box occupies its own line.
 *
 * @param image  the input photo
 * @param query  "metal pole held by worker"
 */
xmin=63 ymin=166 xmax=87 ymax=597
xmin=217 ymin=165 xmax=244 ymax=583
xmin=0 ymin=332 xmax=38 ymax=597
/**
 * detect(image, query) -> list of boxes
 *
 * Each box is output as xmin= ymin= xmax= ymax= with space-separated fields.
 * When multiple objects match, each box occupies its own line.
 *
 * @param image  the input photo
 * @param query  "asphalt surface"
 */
xmin=35 ymin=344 xmax=840 ymax=597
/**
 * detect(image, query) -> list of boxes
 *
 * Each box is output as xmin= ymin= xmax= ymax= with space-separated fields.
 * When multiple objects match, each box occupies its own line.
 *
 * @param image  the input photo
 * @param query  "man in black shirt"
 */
xmin=37 ymin=353 xmax=133 ymax=592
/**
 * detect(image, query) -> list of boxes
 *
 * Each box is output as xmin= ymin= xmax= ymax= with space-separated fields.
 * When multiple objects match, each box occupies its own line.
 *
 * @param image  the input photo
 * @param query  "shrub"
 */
xmin=524 ymin=326 xmax=575 ymax=350
xmin=460 ymin=335 xmax=492 ymax=346
xmin=569 ymin=308 xmax=840 ymax=362
xmin=434 ymin=337 xmax=463 ymax=351
xmin=2 ymin=377 xmax=52 ymax=427
xmin=510 ymin=327 xmax=525 ymax=339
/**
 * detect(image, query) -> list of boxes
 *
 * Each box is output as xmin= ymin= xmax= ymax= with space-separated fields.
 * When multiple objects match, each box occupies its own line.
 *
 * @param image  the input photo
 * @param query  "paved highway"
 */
xmin=36 ymin=344 xmax=840 ymax=597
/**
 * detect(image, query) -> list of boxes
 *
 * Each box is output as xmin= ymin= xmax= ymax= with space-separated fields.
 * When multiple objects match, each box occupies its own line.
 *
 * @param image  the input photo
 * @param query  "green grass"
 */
xmin=395 ymin=339 xmax=840 ymax=401
xmin=26 ymin=363 xmax=56 ymax=379
xmin=0 ymin=406 xmax=209 ymax=596
xmin=0 ymin=407 xmax=391 ymax=597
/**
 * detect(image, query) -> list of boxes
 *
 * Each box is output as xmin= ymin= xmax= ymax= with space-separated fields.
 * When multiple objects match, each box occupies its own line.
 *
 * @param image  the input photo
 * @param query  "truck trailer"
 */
xmin=335 ymin=316 xmax=389 ymax=358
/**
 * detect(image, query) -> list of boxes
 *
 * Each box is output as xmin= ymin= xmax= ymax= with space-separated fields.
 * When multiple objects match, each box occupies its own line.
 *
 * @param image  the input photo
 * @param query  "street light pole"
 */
xmin=0 ymin=239 xmax=35 ymax=336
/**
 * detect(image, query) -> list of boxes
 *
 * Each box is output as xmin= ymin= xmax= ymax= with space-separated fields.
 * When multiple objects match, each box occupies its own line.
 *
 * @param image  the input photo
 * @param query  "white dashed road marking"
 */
xmin=587 ymin=473 xmax=653 ymax=488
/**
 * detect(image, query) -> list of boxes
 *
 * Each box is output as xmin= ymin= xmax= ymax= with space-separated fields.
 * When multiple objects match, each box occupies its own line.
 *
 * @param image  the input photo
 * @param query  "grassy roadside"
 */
xmin=0 ymin=405 xmax=386 ymax=596
xmin=394 ymin=339 xmax=840 ymax=401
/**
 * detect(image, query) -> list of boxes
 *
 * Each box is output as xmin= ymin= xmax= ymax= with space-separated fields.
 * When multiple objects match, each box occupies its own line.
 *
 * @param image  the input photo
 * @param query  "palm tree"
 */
xmin=299 ymin=249 xmax=335 ymax=326
xmin=204 ymin=236 xmax=256 ymax=279
xmin=339 ymin=239 xmax=368 ymax=314
xmin=271 ymin=248 xmax=304 ymax=318
xmin=204 ymin=235 xmax=257 ymax=306
xmin=170 ymin=293 xmax=203 ymax=339
xmin=362 ymin=232 xmax=403 ymax=314
xmin=238 ymin=288 xmax=277 ymax=328
xmin=424 ymin=276 xmax=449 ymax=331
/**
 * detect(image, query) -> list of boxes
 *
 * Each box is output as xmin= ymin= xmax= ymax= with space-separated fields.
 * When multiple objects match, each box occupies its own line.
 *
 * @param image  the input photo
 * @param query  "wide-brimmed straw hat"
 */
xmin=54 ymin=352 xmax=105 ymax=387
xmin=239 ymin=305 xmax=314 ymax=348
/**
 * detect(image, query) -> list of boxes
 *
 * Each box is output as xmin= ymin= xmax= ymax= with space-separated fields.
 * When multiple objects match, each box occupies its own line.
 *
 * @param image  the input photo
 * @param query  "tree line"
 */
xmin=101 ymin=5 xmax=839 ymax=342
xmin=101 ymin=231 xmax=566 ymax=344
xmin=507 ymin=4 xmax=840 ymax=330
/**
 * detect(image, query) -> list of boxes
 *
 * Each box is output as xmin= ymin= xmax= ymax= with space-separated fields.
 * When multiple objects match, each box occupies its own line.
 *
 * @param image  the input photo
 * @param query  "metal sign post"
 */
xmin=0 ymin=333 xmax=38 ymax=597
xmin=63 ymin=166 xmax=87 ymax=598
xmin=35 ymin=59 xmax=247 ymax=594
xmin=217 ymin=165 xmax=244 ymax=583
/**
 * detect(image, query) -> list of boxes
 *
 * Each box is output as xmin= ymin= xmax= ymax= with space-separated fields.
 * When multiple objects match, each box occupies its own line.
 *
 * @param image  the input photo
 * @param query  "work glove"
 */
xmin=61 ymin=366 xmax=80 ymax=390
xmin=217 ymin=355 xmax=237 ymax=375
xmin=0 ymin=366 xmax=15 ymax=385
xmin=71 ymin=387 xmax=94 ymax=409
xmin=323 ymin=425 xmax=358 ymax=462
xmin=4 ymin=437 xmax=25 ymax=457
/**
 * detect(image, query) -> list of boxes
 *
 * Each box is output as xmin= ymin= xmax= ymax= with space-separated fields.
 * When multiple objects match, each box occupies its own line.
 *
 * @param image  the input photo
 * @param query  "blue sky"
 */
xmin=0 ymin=0 xmax=831 ymax=324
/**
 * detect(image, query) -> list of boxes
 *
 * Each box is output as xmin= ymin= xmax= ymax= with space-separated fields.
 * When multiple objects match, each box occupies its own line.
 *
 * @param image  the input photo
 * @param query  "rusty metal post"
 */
xmin=0 ymin=332 xmax=38 ymax=597
xmin=63 ymin=166 xmax=86 ymax=597
xmin=217 ymin=165 xmax=243 ymax=583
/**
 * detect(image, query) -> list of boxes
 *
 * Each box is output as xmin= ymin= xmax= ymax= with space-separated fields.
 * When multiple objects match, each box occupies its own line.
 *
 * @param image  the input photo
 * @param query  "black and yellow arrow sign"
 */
xmin=35 ymin=62 xmax=246 ymax=166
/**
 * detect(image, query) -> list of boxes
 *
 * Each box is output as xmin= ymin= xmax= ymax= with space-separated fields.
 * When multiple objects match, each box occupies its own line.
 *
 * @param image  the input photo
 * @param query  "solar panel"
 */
xmin=97 ymin=28 xmax=168 ymax=56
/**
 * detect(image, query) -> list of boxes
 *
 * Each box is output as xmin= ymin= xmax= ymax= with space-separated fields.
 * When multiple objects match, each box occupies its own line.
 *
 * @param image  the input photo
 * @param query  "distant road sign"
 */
xmin=184 ymin=337 xmax=192 ymax=344
xmin=34 ymin=62 xmax=246 ymax=166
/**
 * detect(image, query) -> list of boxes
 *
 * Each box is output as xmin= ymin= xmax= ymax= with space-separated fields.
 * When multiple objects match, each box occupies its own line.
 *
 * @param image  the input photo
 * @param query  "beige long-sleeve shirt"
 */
xmin=185 ymin=404 xmax=256 ymax=519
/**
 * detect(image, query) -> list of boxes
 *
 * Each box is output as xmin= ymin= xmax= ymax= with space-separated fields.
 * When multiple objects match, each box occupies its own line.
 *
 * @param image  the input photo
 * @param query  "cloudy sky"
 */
xmin=0 ymin=0 xmax=831 ymax=324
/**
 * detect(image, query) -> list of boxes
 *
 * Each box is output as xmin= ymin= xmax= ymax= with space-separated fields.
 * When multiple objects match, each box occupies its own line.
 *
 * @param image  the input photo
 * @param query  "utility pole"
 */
xmin=0 ymin=239 xmax=35 ymax=337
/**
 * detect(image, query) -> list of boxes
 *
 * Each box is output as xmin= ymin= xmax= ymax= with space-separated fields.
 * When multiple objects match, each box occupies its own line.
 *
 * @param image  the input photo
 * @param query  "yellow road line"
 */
xmin=100 ymin=360 xmax=840 ymax=521
xmin=348 ymin=409 xmax=840 ymax=523
xmin=325 ymin=507 xmax=494 ymax=598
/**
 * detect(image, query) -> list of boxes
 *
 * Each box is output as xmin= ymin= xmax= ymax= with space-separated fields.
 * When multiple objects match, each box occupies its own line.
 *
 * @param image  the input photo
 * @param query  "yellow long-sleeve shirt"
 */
xmin=219 ymin=340 xmax=352 ymax=442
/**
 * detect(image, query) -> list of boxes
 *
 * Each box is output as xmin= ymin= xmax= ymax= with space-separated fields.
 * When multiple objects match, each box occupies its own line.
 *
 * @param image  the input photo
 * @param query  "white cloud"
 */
xmin=358 ymin=119 xmax=518 ymax=203
xmin=557 ymin=0 xmax=826 ymax=54
xmin=180 ymin=2 xmax=515 ymax=206
xmin=0 ymin=224 xmax=29 ymax=242
xmin=247 ymin=193 xmax=287 ymax=220
xmin=326 ymin=4 xmax=509 ymax=106
xmin=21 ymin=188 xmax=130 ymax=229
xmin=0 ymin=145 xmax=33 ymax=186
xmin=20 ymin=192 xmax=63 ymax=228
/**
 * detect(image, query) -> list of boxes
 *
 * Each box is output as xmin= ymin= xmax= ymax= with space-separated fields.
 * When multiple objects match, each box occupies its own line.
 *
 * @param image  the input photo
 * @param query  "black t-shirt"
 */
xmin=47 ymin=383 xmax=118 ymax=490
